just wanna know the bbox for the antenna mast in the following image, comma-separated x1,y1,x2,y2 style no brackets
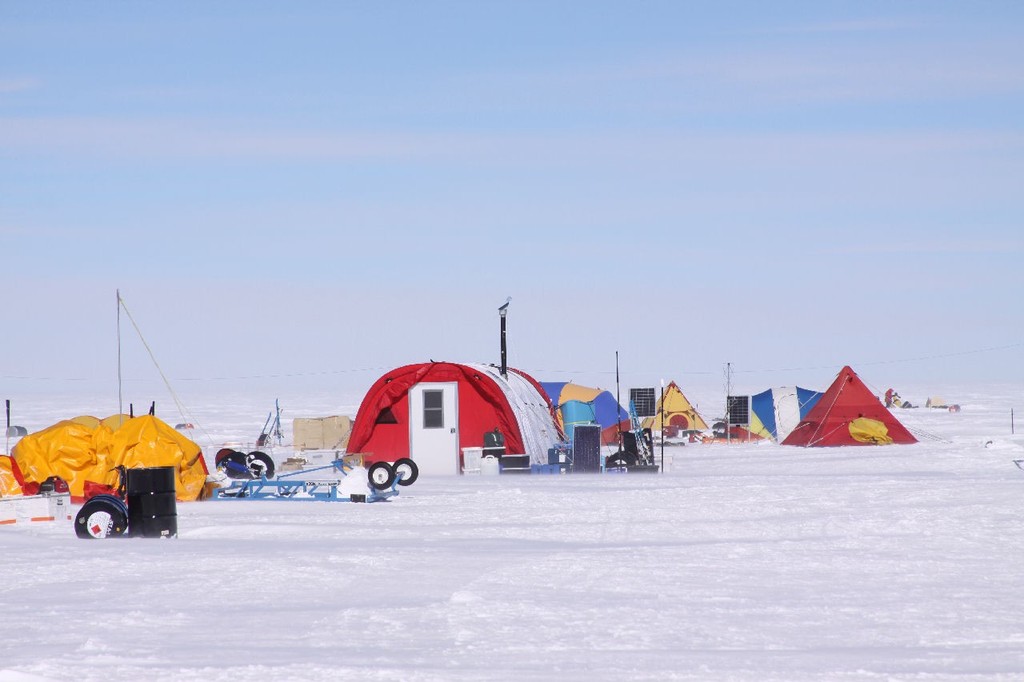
615,351,622,444
725,362,732,445
117,289,124,418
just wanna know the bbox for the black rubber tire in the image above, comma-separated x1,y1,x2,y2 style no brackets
215,448,237,467
75,495,129,539
605,454,626,469
368,461,396,490
393,458,419,486
246,451,275,479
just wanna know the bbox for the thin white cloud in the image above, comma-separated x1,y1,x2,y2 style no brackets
815,240,1024,256
700,52,1024,102
2,116,1022,164
0,77,40,94
0,221,97,239
734,17,923,36
0,117,450,160
460,38,1024,110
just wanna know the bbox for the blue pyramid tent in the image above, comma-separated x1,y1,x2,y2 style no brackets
750,386,823,442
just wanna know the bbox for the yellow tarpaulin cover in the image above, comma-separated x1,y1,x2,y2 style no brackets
554,383,604,404
848,417,894,445
642,381,709,432
13,420,103,499
101,414,132,430
0,455,23,497
70,415,101,428
12,415,207,501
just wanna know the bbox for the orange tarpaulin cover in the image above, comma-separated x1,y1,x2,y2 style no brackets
12,415,207,502
0,455,23,497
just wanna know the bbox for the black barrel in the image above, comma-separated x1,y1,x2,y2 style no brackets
126,466,177,538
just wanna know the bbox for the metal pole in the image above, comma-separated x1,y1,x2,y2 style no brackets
615,351,622,447
117,289,123,418
500,314,507,377
660,380,665,473
1013,408,1015,435
498,298,510,378
725,362,731,444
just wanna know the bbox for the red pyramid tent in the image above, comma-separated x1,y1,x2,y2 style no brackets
781,366,917,447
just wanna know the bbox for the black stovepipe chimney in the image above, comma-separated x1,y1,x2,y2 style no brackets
498,297,511,378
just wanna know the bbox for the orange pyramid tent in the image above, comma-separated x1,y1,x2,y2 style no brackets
781,366,916,447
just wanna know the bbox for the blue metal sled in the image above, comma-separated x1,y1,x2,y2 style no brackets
212,457,402,503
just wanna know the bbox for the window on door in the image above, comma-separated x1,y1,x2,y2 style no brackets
423,390,444,428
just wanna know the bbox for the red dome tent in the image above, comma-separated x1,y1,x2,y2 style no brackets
347,362,562,476
782,365,917,447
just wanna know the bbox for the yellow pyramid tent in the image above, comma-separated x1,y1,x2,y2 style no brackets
642,381,708,434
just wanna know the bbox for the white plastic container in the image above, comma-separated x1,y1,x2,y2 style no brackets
479,455,500,476
461,447,483,474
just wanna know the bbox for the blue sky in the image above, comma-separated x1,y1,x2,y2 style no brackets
2,1,1023,404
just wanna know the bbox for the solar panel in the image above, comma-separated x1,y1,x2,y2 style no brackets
630,387,656,418
572,424,601,473
727,395,750,426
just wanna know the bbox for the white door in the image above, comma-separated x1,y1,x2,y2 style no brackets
409,382,460,476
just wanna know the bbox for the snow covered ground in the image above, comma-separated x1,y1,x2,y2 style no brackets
2,385,1024,681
